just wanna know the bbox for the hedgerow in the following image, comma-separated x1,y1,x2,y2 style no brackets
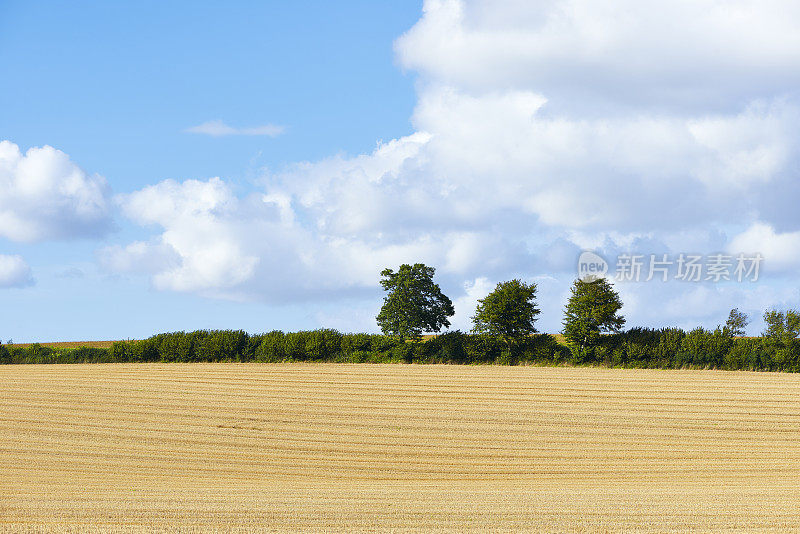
1,328,798,371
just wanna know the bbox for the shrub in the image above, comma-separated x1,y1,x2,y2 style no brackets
304,329,342,361
243,334,267,361
496,350,517,365
155,331,199,362
518,334,567,363
9,324,800,371
678,327,731,368
284,331,310,361
254,331,286,362
129,338,160,362
369,335,397,353
110,341,131,362
435,331,469,363
464,334,503,363
71,347,108,363
391,343,415,363
27,343,54,364
341,333,372,354
195,330,248,361
726,337,766,371
655,328,686,367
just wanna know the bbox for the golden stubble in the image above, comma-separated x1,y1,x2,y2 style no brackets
1,363,799,532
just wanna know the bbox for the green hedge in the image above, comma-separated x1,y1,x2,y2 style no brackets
1,328,798,371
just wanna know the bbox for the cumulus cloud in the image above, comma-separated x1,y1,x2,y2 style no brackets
0,255,33,288
728,223,800,272
0,140,112,242
395,0,800,112
184,120,284,137
109,0,800,332
450,277,495,330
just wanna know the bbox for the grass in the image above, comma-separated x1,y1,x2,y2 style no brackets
1,363,799,531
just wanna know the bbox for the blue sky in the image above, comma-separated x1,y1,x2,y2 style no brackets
0,1,420,341
2,0,800,341
0,1,419,187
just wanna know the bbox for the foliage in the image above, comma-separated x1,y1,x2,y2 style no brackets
472,279,540,351
562,277,625,352
677,327,732,368
253,331,286,362
3,317,800,372
762,309,800,345
724,308,750,338
376,263,455,341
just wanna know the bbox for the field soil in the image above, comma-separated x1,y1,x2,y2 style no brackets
1,363,799,532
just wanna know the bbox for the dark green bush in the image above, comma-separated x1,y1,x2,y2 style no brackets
129,338,160,362
195,330,248,362
304,329,342,361
435,331,469,363
464,334,503,363
254,331,286,362
391,342,415,363
284,331,310,361
677,327,731,368
70,347,108,363
154,331,202,362
519,334,568,363
655,328,685,367
341,333,372,354
369,334,397,352
110,341,131,362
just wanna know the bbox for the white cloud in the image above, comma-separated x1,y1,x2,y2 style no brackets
450,277,495,331
728,222,800,272
396,0,800,111
99,241,182,275
111,178,261,293
0,255,33,288
0,141,111,242
109,0,800,333
184,120,284,137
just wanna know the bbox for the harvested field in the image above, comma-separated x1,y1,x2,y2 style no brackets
1,363,799,532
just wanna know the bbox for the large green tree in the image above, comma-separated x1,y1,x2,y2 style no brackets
376,263,455,341
471,279,540,351
562,277,625,351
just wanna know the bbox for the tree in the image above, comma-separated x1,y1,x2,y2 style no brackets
724,308,749,338
376,263,455,341
762,309,800,345
471,279,540,351
562,276,625,351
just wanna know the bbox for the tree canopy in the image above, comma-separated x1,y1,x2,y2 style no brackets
472,279,540,350
376,263,455,341
762,309,800,345
724,308,750,338
562,277,625,350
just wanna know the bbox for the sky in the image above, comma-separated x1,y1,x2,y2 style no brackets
2,0,800,342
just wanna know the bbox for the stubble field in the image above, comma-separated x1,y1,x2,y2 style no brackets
1,363,800,532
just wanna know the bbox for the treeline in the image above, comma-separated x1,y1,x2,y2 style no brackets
582,327,800,372
2,327,800,371
0,330,567,366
